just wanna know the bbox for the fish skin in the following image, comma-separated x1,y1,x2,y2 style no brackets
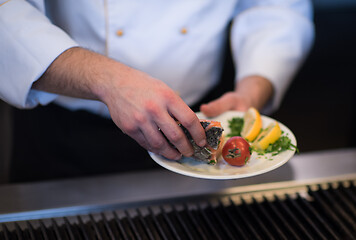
179,121,224,164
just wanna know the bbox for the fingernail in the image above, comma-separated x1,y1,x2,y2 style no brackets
198,139,206,147
173,154,182,160
184,150,194,157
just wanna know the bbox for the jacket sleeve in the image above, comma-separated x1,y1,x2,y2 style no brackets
231,0,315,113
0,0,78,109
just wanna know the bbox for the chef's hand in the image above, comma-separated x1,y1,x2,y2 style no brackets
32,47,206,160
200,76,273,117
103,66,207,160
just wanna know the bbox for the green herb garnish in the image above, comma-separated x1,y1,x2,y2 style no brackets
251,136,298,156
227,117,244,137
227,116,298,157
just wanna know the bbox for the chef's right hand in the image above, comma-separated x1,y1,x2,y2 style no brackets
101,64,207,160
32,47,206,160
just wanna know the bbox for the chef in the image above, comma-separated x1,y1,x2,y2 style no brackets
0,0,314,182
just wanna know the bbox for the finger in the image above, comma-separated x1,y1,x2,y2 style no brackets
155,113,194,157
113,117,149,150
128,129,150,150
139,121,182,160
168,100,206,147
124,122,181,160
200,93,235,117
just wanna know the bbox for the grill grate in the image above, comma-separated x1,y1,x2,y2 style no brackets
1,180,356,240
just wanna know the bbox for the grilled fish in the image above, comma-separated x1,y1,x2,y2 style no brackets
179,120,224,164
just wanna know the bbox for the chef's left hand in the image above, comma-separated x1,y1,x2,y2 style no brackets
200,76,273,117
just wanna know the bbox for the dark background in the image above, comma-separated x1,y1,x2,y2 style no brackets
271,2,356,152
217,1,356,153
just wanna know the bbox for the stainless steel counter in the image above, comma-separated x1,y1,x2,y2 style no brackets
0,148,355,222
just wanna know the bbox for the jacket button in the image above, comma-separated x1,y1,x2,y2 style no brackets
116,29,124,37
180,27,188,35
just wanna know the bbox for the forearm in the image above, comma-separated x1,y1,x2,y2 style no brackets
32,47,115,102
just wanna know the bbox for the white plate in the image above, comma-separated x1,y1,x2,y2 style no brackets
149,111,297,180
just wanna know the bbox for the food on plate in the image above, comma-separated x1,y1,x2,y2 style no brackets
227,117,244,137
262,135,298,156
222,136,251,166
224,107,297,161
241,107,262,142
252,121,281,150
179,120,224,165
150,110,297,179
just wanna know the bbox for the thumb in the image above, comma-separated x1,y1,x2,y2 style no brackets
200,93,235,117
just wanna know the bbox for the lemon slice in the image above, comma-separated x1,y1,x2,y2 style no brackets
253,121,281,150
241,107,262,142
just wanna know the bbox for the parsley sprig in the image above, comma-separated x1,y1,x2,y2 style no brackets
227,117,244,137
252,136,299,156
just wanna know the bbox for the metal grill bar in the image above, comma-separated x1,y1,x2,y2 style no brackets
50,219,61,240
263,196,301,239
113,211,127,240
89,215,102,240
1,224,10,240
183,204,207,240
285,194,327,239
229,198,262,240
218,200,248,240
332,185,356,217
100,213,115,240
242,197,275,239
199,204,222,240
76,216,89,240
135,210,150,239
160,206,180,240
148,207,167,240
342,183,356,204
14,223,22,240
54,220,68,240
252,198,288,240
26,221,36,240
124,210,142,240
208,202,234,240
63,217,75,240
322,187,356,232
171,206,193,240
295,193,339,240
308,186,356,239
1,180,356,240
136,209,154,240
276,194,315,240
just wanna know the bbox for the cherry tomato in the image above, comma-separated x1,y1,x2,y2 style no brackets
222,136,251,166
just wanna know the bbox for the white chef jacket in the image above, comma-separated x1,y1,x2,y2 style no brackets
0,0,314,117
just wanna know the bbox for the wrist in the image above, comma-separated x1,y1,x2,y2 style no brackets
235,75,274,110
94,59,143,107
